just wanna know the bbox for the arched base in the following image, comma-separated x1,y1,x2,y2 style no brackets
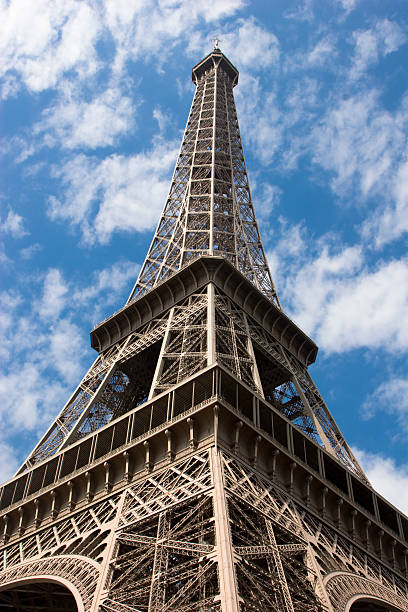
324,571,408,612
0,555,99,611
350,597,406,611
0,579,78,611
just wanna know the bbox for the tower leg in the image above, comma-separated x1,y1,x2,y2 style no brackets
148,511,169,611
211,447,240,612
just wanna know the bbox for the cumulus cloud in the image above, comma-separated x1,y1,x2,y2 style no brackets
104,0,245,73
284,0,314,22
0,0,101,96
255,184,282,222
354,448,408,515
217,17,280,69
0,209,28,238
0,438,20,482
48,138,178,244
237,72,320,168
269,228,408,353
20,243,42,260
0,362,68,431
335,0,358,14
362,161,408,247
36,85,136,150
38,268,68,320
0,287,74,434
307,37,336,66
0,291,22,362
315,258,408,352
72,260,140,323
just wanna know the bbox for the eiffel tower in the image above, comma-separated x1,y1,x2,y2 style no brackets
0,45,407,612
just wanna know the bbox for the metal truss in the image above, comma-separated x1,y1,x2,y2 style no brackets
100,449,324,611
19,279,366,484
18,291,208,471
127,49,280,307
1,448,407,610
17,46,366,486
7,46,408,612
214,289,367,481
150,291,208,395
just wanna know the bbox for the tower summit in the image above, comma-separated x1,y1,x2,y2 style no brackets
0,49,406,612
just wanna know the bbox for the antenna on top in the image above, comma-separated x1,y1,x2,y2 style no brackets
213,37,221,50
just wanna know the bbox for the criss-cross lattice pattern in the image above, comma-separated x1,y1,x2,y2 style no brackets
1,449,407,610
102,450,324,611
17,48,364,483
20,291,209,469
215,289,366,480
3,46,407,612
127,49,280,307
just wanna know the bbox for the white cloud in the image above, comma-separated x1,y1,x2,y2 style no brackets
255,184,282,222
307,37,336,66
284,0,314,22
354,448,408,515
0,287,74,434
311,89,407,198
49,318,86,383
38,268,68,320
274,239,362,341
349,30,379,81
238,84,284,165
0,209,28,238
36,85,136,150
335,0,358,13
0,291,22,362
237,72,320,168
283,35,338,73
152,107,175,136
72,260,140,324
0,0,245,98
101,0,245,74
0,439,20,482
0,0,101,96
48,138,178,244
362,377,408,435
234,29,408,254
20,243,42,260
363,161,408,247
315,258,408,352
0,362,68,431
349,20,406,81
270,229,408,353
219,17,280,69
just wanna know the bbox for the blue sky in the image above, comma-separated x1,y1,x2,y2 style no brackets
1,0,408,513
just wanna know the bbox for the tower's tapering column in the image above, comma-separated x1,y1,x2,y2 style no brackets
127,47,280,307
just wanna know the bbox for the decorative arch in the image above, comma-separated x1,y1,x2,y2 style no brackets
324,571,408,612
348,594,407,611
0,554,100,611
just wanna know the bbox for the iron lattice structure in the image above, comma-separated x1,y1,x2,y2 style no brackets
0,47,407,612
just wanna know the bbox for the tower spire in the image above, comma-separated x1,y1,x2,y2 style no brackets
127,47,281,308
